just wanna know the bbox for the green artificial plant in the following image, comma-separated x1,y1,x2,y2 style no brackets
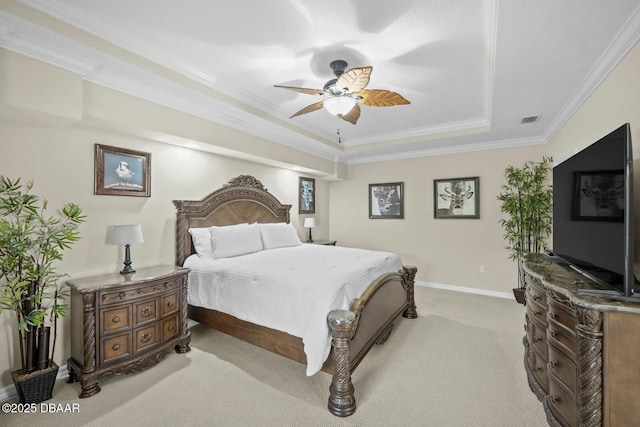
0,176,85,374
497,157,553,290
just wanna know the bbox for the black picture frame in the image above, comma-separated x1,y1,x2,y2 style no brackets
369,182,404,219
299,177,315,214
572,170,624,222
434,177,479,219
94,144,151,197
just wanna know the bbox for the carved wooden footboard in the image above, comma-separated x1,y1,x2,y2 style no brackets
174,175,418,417
327,265,417,416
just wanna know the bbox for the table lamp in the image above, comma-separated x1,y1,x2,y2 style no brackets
111,224,144,274
303,217,316,243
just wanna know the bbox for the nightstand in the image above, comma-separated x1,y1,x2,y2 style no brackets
307,240,337,246
66,265,191,398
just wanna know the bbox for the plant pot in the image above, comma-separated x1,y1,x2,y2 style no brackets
11,360,59,404
513,288,526,305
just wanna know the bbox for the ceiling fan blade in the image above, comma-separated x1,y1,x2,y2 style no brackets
340,104,361,125
290,100,325,118
274,85,326,96
358,89,410,106
336,66,373,93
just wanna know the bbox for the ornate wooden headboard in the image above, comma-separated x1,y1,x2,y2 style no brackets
172,175,292,266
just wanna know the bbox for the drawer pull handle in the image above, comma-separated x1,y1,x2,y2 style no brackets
549,330,556,337
112,344,120,351
549,360,557,369
534,336,542,343
167,301,174,307
141,332,153,343
549,395,558,405
534,310,541,316
141,306,152,317
168,324,175,331
119,291,126,299
535,366,543,372
533,295,539,301
549,312,557,319
112,316,120,324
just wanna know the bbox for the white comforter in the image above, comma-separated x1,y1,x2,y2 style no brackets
184,244,403,375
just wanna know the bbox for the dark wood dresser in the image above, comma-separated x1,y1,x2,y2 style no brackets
523,256,640,426
66,265,191,398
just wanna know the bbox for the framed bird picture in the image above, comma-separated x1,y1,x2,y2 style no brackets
94,144,151,197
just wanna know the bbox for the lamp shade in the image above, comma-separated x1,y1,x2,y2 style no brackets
303,217,316,228
323,96,356,116
111,224,144,245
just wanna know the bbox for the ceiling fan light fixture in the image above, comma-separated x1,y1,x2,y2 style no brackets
323,96,356,116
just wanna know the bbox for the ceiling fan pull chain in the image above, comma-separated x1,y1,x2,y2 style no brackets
336,118,342,144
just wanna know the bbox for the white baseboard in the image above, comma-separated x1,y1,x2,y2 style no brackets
416,280,514,300
0,365,69,403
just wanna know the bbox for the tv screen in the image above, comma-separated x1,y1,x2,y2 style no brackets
552,123,636,297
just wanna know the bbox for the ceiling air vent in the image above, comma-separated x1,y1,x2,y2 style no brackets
521,116,539,124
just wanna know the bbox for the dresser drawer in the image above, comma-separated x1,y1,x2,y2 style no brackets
548,344,576,397
101,305,131,335
526,283,546,306
161,292,179,316
548,318,576,358
134,298,159,326
548,377,576,427
162,313,180,341
101,332,132,365
527,298,547,326
529,317,548,360
529,345,548,393
526,275,546,300
134,324,159,353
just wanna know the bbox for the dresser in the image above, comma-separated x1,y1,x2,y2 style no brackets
66,265,191,398
523,256,640,426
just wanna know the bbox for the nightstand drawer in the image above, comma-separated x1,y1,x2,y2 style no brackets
548,377,576,426
134,324,159,353
134,298,158,326
101,305,131,335
161,292,178,316
101,333,132,365
99,277,179,305
162,314,179,340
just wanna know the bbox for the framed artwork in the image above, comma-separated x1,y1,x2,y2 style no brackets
94,144,151,197
434,177,479,219
369,182,404,219
572,170,624,221
299,176,315,214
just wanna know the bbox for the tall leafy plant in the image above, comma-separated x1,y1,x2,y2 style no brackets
498,157,553,289
0,176,85,374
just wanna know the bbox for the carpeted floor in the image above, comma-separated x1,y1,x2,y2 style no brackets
1,286,547,426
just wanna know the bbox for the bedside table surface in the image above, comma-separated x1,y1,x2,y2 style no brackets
66,265,189,293
307,240,337,245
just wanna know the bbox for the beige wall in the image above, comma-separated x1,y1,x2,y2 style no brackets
0,125,330,388
329,145,549,291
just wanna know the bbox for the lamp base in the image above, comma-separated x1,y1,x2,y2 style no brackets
307,228,313,243
120,244,136,275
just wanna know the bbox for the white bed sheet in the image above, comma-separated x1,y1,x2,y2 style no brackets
184,244,403,375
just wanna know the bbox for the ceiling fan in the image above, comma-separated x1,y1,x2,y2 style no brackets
274,60,410,125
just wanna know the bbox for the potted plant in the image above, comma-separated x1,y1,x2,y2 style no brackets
497,157,553,304
0,176,85,403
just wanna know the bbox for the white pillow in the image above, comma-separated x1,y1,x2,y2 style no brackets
188,228,215,258
259,222,301,250
210,223,263,259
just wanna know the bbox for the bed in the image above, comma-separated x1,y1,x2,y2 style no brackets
173,175,417,416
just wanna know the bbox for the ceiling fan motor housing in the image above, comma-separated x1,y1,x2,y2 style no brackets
329,60,348,77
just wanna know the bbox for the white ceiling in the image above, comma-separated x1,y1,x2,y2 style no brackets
2,0,640,165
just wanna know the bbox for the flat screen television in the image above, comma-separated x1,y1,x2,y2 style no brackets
551,123,639,300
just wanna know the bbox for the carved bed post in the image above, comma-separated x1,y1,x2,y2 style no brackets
401,265,418,319
327,310,357,417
